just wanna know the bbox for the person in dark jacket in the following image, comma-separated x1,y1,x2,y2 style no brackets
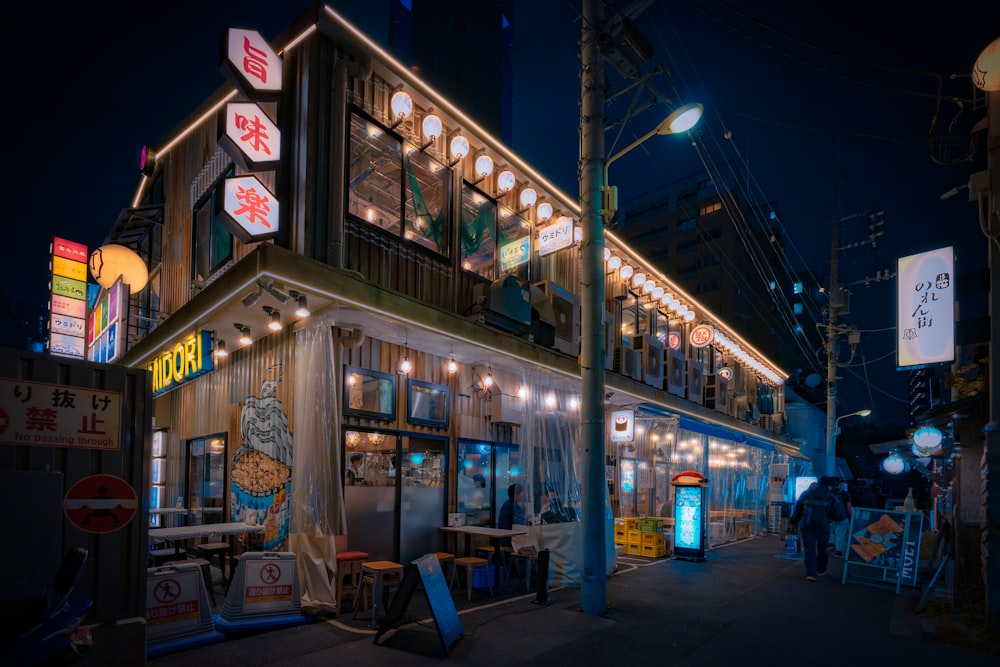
497,483,526,547
788,476,846,581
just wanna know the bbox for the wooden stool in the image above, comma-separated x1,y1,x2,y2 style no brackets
191,541,233,585
335,550,369,615
451,556,491,601
353,561,403,628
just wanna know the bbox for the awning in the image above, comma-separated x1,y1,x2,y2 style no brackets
775,442,810,460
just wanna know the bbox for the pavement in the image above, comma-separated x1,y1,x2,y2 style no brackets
144,536,999,667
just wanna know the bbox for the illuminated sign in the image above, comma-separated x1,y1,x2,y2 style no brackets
689,324,714,348
717,367,733,381
146,331,215,397
668,332,681,350
674,486,703,551
221,28,282,97
48,236,87,359
896,246,955,369
499,238,530,272
0,378,121,450
220,102,281,170
88,281,125,364
537,216,574,256
610,409,634,443
222,176,281,243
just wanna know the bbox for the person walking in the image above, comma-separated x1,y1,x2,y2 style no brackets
788,476,846,581
831,479,853,557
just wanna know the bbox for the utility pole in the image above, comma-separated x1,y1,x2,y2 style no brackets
824,220,840,478
579,0,607,615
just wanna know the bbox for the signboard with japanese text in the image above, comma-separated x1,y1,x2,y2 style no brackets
689,324,714,348
219,102,281,170
243,559,295,613
842,506,922,593
536,216,574,256
499,237,529,273
221,175,280,242
896,246,954,369
221,28,282,98
48,236,88,359
0,378,121,450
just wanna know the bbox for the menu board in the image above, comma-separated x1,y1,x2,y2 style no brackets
842,507,923,593
375,553,463,656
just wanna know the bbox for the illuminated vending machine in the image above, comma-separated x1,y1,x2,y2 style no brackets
671,471,709,561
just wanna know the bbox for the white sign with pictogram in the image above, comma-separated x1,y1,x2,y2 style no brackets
244,558,295,613
145,566,203,641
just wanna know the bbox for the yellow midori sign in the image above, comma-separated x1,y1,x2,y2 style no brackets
147,331,215,397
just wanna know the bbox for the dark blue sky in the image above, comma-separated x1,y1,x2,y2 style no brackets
8,1,998,424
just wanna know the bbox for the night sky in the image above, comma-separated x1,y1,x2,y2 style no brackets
7,1,999,425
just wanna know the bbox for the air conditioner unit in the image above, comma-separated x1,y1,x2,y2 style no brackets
759,414,772,431
486,392,524,425
666,347,686,397
533,281,580,355
614,347,642,381
703,373,716,409
634,335,663,388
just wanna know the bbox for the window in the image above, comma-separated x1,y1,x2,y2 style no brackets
460,183,496,279
344,365,398,421
347,112,403,236
677,217,697,231
497,205,530,281
699,202,722,216
403,150,450,255
192,168,234,283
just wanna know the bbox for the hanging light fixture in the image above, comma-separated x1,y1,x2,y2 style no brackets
390,90,413,126
288,290,310,317
449,133,469,165
882,451,906,475
263,306,282,331
474,153,494,180
518,186,537,212
399,332,412,374
536,202,553,221
445,352,459,374
235,323,252,346
912,425,943,456
420,114,442,149
496,170,516,194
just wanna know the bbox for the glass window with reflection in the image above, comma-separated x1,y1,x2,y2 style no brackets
192,168,234,284
460,184,496,279
497,205,530,281
403,151,450,255
347,113,402,235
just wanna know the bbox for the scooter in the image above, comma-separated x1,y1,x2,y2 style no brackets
0,547,93,665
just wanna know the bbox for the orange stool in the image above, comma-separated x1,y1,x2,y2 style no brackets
353,561,404,628
451,556,492,601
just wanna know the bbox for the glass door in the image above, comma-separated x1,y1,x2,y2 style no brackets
399,435,448,563
185,434,227,526
457,440,492,527
342,429,398,561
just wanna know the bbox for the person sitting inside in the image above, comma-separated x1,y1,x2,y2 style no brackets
498,483,526,546
540,488,577,524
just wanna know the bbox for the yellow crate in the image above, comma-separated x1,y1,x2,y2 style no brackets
627,530,643,545
627,543,642,555
619,517,638,531
614,528,627,540
641,544,668,558
641,532,665,547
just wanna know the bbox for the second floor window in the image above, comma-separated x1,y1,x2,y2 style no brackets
460,184,496,279
192,168,234,284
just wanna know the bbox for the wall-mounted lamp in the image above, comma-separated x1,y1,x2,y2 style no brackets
399,354,412,374
263,306,282,331
517,186,537,214
260,278,289,303
235,323,252,346
536,202,553,221
288,290,310,317
390,90,413,127
473,153,494,183
449,134,469,166
607,255,622,271
496,170,516,196
215,339,228,358
620,265,634,280
420,114,442,150
445,353,459,374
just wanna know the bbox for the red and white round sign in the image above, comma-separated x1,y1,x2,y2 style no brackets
64,474,138,534
689,325,715,348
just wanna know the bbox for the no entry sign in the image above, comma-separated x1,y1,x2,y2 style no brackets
64,474,138,533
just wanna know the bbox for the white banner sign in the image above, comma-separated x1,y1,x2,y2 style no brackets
896,246,954,368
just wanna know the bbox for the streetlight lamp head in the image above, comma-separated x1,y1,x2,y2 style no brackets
660,103,703,135
858,409,872,418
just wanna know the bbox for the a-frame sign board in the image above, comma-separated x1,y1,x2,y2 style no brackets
374,553,463,656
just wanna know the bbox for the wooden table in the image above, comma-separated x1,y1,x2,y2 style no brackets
148,521,265,558
440,525,527,593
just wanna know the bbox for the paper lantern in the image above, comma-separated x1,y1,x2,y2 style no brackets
89,244,148,294
882,452,905,475
972,36,1000,92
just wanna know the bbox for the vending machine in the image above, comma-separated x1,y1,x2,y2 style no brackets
671,471,709,561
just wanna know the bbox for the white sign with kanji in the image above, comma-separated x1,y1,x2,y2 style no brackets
220,102,281,170
896,246,955,368
222,28,282,97
222,176,280,243
0,378,121,450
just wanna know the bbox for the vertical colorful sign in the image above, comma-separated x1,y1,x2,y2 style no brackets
49,236,88,359
88,279,125,363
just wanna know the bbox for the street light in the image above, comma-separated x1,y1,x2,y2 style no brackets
835,408,872,435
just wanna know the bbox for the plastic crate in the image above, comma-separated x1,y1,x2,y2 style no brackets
620,517,638,531
627,530,643,545
472,564,503,589
641,532,665,547
627,543,642,555
637,517,665,532
641,544,668,558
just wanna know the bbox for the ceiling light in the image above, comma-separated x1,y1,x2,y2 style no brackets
241,284,263,307
235,323,252,346
215,339,228,358
399,354,412,374
263,306,282,331
260,279,289,303
446,354,458,374
289,290,310,317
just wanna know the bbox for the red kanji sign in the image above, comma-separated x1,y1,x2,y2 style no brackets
64,474,137,534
